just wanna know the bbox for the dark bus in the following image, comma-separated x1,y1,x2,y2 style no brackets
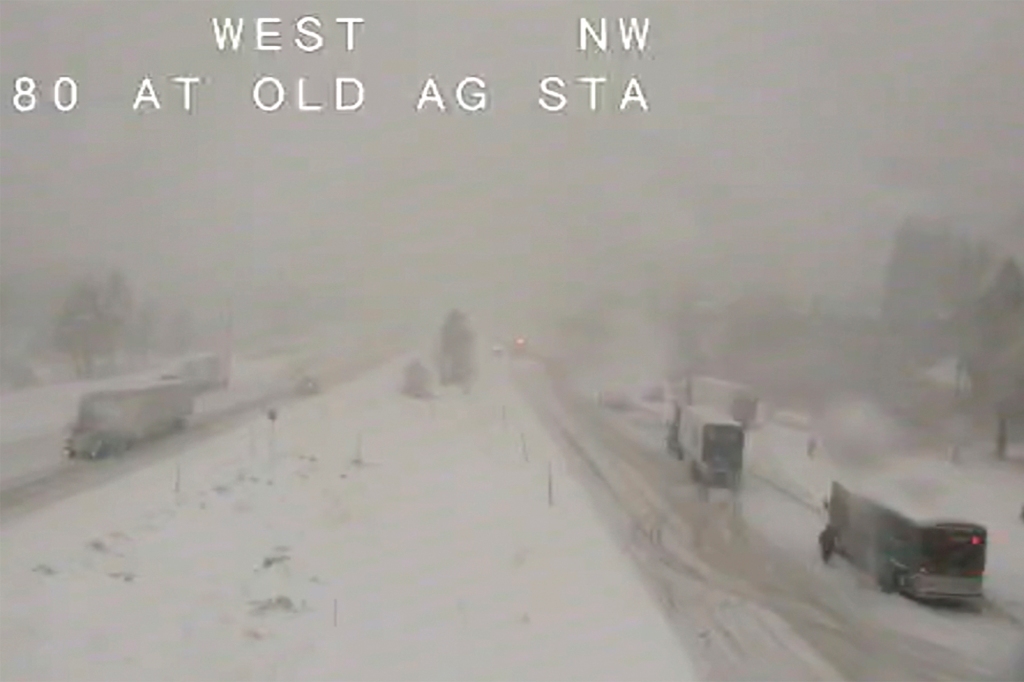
819,482,987,600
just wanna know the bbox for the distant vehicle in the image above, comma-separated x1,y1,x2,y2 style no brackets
174,353,229,393
492,344,505,356
819,481,987,601
509,336,528,357
65,382,194,459
668,404,744,490
295,375,321,396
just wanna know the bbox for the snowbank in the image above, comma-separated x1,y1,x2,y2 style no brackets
1,354,696,681
746,425,832,512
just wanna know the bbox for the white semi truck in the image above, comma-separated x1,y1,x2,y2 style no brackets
667,403,745,490
174,353,230,393
64,381,195,459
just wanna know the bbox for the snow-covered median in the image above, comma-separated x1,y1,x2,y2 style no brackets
1,354,695,681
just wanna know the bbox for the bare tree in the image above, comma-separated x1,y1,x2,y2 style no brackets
101,270,134,359
53,278,106,378
127,299,160,358
51,270,143,377
167,308,195,354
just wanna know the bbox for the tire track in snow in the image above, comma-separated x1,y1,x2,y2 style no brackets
515,363,840,682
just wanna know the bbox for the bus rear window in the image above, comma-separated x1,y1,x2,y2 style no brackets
920,527,987,574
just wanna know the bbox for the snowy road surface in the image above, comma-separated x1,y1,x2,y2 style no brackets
0,353,696,681
0,323,409,487
0,321,379,484
1,360,186,446
553,361,1024,681
0,355,295,487
519,363,850,681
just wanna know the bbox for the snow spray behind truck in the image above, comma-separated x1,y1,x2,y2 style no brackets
65,380,194,459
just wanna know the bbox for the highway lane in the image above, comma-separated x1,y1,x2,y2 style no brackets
0,431,67,491
0,353,305,491
0,390,290,523
0,343,406,524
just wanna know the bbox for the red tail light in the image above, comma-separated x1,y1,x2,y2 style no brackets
971,536,982,545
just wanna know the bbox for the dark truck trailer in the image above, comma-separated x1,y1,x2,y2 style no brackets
819,481,987,601
65,381,195,459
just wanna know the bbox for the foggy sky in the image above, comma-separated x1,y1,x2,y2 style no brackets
2,0,1022,333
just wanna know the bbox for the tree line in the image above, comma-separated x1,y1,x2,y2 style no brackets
53,270,196,379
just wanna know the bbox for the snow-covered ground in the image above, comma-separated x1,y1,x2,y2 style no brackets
0,353,696,681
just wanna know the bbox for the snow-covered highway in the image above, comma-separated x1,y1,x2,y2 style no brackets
0,333,407,521
540,355,1024,681
1,349,696,681
3,336,1022,681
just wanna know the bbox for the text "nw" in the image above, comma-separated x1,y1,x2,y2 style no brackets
579,18,650,53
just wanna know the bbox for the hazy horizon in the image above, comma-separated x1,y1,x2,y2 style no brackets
3,0,1023,338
